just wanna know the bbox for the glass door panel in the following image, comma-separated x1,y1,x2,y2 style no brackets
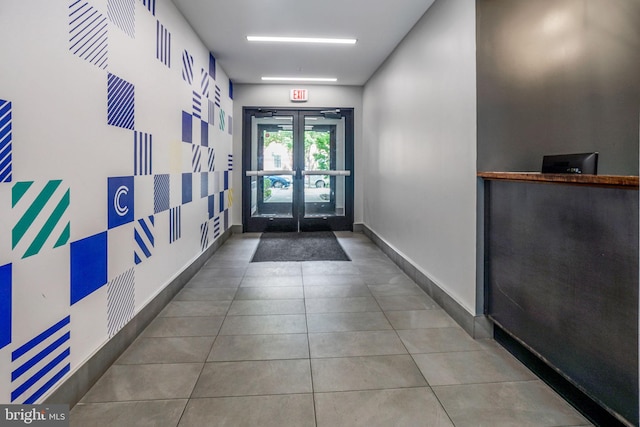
302,115,348,219
247,115,296,230
243,108,353,232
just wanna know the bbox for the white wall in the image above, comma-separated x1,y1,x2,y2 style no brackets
0,0,233,403
362,0,478,313
231,84,363,227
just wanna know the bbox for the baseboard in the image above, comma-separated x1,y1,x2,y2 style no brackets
494,325,632,427
44,228,234,408
361,224,491,339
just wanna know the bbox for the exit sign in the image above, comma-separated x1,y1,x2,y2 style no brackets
290,89,308,102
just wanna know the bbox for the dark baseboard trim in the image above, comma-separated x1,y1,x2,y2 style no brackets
360,224,491,339
44,228,234,408
494,325,633,427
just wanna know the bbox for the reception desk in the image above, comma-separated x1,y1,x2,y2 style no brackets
479,172,639,426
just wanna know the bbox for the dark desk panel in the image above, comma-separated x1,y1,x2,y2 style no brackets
483,176,638,426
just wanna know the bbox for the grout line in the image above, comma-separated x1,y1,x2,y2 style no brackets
302,273,320,427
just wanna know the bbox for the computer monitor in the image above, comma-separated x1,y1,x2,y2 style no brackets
541,152,598,174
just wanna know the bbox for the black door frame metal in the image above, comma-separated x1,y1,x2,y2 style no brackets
242,107,354,233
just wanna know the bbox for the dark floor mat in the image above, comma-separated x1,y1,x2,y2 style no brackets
251,231,350,262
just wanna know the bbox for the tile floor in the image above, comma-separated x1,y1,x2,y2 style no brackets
70,232,592,427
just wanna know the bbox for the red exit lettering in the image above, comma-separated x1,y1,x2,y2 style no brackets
290,89,308,102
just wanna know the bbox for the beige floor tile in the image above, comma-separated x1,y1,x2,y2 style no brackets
219,314,307,335
397,327,481,353
315,388,453,427
413,350,537,385
308,330,406,358
71,400,187,427
208,333,309,361
433,381,590,427
306,312,393,333
80,364,203,402
227,299,305,315
191,359,312,397
179,394,315,427
311,355,427,392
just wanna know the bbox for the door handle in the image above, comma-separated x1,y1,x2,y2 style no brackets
245,170,295,177
302,170,351,176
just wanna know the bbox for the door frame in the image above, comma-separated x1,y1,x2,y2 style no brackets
242,107,354,233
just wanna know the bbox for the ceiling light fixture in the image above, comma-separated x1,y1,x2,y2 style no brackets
247,36,356,45
262,77,337,82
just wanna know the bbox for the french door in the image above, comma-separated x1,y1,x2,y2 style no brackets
242,108,354,232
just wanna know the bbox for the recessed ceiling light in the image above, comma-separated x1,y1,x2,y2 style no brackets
247,36,356,45
261,77,338,82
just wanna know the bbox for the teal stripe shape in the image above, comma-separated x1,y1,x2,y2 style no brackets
12,182,33,207
12,180,62,249
23,189,70,258
54,222,71,248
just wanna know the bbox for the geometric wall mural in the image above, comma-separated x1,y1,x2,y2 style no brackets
107,176,135,230
192,145,202,173
200,221,208,252
1,1,233,404
134,131,153,175
107,268,135,337
70,232,108,305
219,191,225,215
107,0,135,38
156,20,171,67
107,73,135,130
208,148,215,172
201,119,209,147
200,68,210,98
134,215,154,265
192,91,202,120
208,53,216,80
218,109,226,132
153,174,170,214
208,99,215,126
169,206,181,244
12,181,71,259
182,173,192,205
208,194,215,220
213,216,220,238
68,1,109,69
200,172,208,198
182,111,192,143
214,84,221,107
141,0,156,16
10,316,71,404
0,99,12,183
0,264,11,350
181,49,194,85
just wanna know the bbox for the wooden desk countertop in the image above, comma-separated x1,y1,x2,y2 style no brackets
478,172,639,188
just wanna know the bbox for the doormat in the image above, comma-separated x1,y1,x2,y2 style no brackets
251,231,351,262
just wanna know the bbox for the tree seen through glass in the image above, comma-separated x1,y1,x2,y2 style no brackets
264,129,330,174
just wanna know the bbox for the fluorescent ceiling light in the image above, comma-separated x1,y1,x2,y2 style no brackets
247,36,356,45
262,77,337,82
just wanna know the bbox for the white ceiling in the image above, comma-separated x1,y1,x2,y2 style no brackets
171,0,436,86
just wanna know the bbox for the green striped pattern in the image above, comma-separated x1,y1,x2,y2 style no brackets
12,181,70,259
